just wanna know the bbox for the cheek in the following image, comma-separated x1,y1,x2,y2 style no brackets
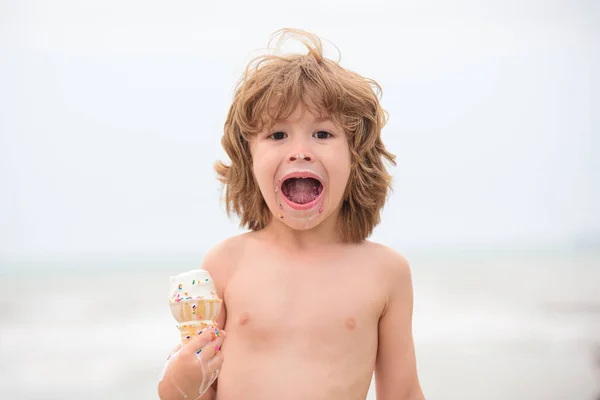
251,153,278,196
324,147,351,197
330,168,351,199
252,160,270,191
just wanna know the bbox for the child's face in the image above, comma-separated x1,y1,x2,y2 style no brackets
249,104,351,232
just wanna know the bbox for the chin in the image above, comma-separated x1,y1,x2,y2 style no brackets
279,214,324,231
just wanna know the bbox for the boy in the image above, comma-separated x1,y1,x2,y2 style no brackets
158,28,425,400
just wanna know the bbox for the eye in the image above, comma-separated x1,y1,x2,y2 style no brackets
313,130,332,139
269,131,287,140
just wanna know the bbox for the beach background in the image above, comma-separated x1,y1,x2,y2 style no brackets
1,0,598,399
1,251,599,400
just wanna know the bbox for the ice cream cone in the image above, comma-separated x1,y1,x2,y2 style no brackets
170,298,222,344
168,269,222,345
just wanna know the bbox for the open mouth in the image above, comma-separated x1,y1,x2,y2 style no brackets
280,177,324,207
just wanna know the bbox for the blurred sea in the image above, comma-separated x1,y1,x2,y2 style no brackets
0,250,599,400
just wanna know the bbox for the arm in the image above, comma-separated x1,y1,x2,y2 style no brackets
198,242,231,400
158,329,225,400
163,301,226,400
375,252,425,400
197,302,227,400
158,241,233,400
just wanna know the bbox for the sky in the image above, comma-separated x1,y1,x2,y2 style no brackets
0,0,598,257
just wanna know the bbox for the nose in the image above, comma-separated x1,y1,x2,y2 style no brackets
288,152,313,163
286,132,315,164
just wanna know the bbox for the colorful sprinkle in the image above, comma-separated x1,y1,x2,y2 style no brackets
192,280,195,285
196,348,202,354
178,284,182,290
205,278,209,282
186,335,190,339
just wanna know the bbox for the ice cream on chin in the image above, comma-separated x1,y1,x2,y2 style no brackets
169,269,222,344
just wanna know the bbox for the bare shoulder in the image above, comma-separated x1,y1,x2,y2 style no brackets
361,241,413,311
202,234,248,267
361,240,411,278
201,233,254,289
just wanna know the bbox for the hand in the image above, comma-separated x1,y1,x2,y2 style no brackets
158,327,226,400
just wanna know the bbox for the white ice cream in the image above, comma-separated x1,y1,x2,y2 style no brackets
169,269,219,303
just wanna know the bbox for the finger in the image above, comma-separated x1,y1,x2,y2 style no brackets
196,333,225,364
167,344,182,360
206,349,224,372
195,339,224,398
184,327,221,355
202,352,224,394
195,331,225,359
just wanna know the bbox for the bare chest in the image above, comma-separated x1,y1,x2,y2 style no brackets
223,254,386,348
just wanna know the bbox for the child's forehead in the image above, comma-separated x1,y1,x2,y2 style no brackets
274,109,332,125
266,98,335,125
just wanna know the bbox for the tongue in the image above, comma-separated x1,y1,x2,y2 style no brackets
286,179,317,204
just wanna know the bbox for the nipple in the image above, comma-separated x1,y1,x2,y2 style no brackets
239,311,250,326
345,317,357,330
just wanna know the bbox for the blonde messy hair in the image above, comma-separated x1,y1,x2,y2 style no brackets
215,28,396,242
